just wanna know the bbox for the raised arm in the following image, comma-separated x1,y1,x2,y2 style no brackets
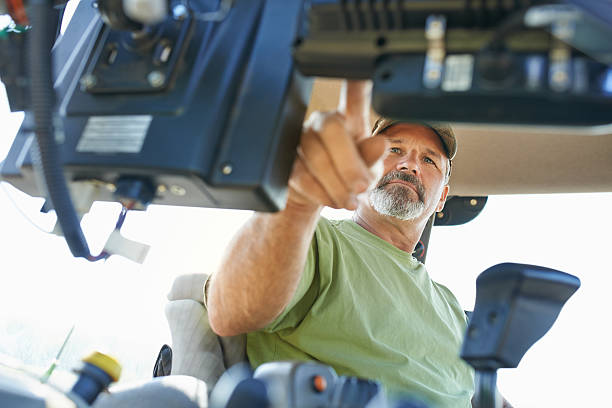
207,81,387,336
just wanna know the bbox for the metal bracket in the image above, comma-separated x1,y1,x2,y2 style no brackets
549,18,576,92
423,15,446,89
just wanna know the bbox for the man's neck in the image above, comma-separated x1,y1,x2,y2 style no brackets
352,203,428,254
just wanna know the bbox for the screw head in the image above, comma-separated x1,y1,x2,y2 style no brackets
437,212,444,219
80,74,97,91
470,199,478,206
468,326,478,339
170,185,186,196
172,4,188,20
147,70,165,88
488,311,498,324
221,164,233,175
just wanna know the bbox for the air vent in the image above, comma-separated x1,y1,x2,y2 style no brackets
308,0,535,32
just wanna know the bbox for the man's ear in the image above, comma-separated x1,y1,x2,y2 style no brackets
435,184,450,212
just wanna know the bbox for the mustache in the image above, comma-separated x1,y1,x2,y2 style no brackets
376,171,425,201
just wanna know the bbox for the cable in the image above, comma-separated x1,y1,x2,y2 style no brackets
0,181,53,233
28,0,91,258
6,0,29,26
1,181,136,261
85,201,135,262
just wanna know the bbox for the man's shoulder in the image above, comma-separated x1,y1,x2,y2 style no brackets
315,217,353,235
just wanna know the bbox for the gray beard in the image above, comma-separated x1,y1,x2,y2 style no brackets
368,183,425,221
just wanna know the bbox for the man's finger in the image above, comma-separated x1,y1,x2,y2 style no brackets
306,111,372,194
338,80,372,141
300,129,354,209
289,157,346,209
358,134,388,168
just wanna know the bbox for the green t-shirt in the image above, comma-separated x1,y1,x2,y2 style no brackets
247,218,474,407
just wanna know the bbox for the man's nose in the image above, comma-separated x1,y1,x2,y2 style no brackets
395,152,419,175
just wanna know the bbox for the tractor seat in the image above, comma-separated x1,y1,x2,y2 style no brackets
164,273,247,390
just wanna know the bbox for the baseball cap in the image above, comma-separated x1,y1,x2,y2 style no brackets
371,118,457,161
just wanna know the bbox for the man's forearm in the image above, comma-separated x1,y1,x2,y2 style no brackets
207,202,322,337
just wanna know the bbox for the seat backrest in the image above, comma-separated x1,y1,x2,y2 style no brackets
165,273,247,387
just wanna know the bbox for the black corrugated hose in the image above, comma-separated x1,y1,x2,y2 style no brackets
28,0,91,258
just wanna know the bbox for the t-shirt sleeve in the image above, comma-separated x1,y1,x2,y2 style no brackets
261,221,324,333
434,282,470,328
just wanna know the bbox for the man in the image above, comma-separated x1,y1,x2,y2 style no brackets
206,81,473,407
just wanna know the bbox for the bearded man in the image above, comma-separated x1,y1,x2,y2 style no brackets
205,81,476,407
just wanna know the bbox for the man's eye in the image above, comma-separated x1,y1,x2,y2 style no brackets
390,147,401,154
423,156,435,165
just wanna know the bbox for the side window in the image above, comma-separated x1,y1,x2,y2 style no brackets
427,194,612,408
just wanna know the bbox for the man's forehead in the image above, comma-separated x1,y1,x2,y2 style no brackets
382,124,446,154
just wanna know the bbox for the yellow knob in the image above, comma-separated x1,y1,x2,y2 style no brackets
82,351,122,382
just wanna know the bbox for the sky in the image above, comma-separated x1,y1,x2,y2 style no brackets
1,3,612,406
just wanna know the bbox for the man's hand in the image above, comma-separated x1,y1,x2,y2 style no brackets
208,80,387,337
287,80,388,212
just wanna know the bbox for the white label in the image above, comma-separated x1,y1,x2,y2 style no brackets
77,115,152,153
442,55,474,92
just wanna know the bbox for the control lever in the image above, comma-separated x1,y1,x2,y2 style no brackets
209,361,386,408
208,363,268,408
461,263,580,408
